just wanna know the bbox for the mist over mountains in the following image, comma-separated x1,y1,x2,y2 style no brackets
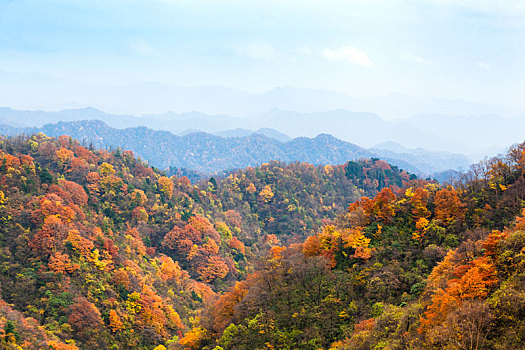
1,84,519,177
2,72,513,119
0,102,517,158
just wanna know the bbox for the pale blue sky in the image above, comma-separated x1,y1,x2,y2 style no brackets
1,0,524,111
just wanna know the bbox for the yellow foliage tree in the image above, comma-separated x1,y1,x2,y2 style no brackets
158,176,174,199
258,185,274,202
98,162,116,176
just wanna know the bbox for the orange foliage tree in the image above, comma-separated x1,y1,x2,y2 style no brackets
158,176,174,199
197,256,229,282
434,187,466,225
419,233,501,334
108,310,124,333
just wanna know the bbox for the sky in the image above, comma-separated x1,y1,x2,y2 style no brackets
1,0,525,112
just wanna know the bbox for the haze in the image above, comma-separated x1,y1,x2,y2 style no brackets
1,0,525,155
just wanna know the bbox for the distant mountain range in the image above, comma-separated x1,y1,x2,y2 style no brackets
0,106,520,157
0,72,513,119
0,119,471,176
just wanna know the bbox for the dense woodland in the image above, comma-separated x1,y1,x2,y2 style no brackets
192,143,525,349
0,133,524,349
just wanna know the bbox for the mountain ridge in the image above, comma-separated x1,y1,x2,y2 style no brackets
0,119,471,176
1,106,520,156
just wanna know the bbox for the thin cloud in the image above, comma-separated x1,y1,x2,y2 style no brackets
421,0,525,15
400,52,432,65
297,47,313,56
322,47,374,67
476,62,491,71
130,39,158,57
237,43,281,61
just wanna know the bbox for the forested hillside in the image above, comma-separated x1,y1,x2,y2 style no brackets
212,158,413,243
0,134,238,349
0,133,406,349
1,132,524,349
188,142,525,349
2,0,524,349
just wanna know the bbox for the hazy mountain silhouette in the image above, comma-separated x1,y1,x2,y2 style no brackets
0,120,470,175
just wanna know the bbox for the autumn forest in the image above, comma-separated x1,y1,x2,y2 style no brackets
3,0,525,348
0,132,522,349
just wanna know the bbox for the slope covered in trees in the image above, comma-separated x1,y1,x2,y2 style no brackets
189,142,525,350
1,132,524,349
212,158,413,243
0,133,407,349
0,134,237,349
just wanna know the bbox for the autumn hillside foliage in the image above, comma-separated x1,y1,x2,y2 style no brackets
213,158,412,242
192,142,525,350
0,134,255,349
2,132,525,349
0,133,415,349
